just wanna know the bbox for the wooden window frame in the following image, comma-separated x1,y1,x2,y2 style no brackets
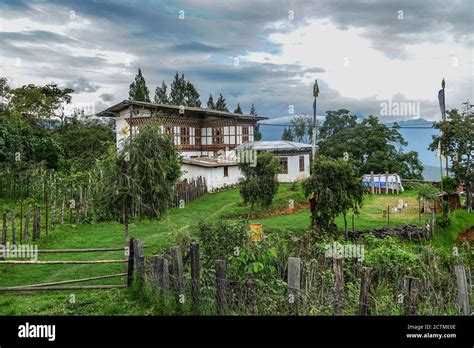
242,126,249,143
195,128,202,146
180,127,190,145
299,155,305,172
212,127,224,145
280,157,288,174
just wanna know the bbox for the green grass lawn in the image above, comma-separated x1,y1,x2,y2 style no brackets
0,184,472,315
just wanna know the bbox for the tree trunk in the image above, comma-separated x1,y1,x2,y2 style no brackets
343,213,348,239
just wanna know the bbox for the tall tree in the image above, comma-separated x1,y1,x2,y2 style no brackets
319,115,424,179
319,109,357,140
281,127,294,141
429,101,474,211
154,81,169,104
184,81,201,107
290,115,312,143
238,151,281,219
249,103,262,140
215,93,229,112
129,68,150,102
207,94,215,109
169,72,186,105
303,156,364,234
95,123,181,243
234,103,243,114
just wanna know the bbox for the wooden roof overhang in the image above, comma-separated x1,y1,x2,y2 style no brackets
96,100,267,127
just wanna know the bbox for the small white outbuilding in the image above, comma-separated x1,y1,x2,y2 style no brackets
233,140,312,182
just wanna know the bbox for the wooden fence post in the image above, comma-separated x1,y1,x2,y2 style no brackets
385,171,389,194
378,174,381,194
2,209,7,245
370,171,375,194
133,239,145,286
10,209,16,246
358,267,372,315
333,257,344,315
24,205,31,243
152,255,170,295
287,257,301,315
190,242,200,313
247,272,257,315
387,205,390,228
171,246,184,304
59,199,64,225
395,174,399,194
403,276,420,315
33,205,41,241
19,201,23,243
51,201,56,229
126,238,135,286
215,259,227,314
454,265,470,315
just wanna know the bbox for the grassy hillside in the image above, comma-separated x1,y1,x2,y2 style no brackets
0,184,472,315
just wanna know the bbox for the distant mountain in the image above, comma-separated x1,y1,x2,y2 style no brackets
260,118,441,179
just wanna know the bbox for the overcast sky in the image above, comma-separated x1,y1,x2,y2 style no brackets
0,0,472,122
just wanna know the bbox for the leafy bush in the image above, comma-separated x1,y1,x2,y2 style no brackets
196,220,248,265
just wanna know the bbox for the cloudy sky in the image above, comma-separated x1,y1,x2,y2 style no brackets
0,0,472,123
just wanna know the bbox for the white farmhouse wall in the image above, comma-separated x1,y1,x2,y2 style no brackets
181,164,242,192
277,154,310,182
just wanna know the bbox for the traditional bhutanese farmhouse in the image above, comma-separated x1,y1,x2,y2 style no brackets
234,141,312,182
97,100,267,191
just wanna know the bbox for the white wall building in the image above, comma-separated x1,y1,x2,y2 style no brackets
234,141,312,182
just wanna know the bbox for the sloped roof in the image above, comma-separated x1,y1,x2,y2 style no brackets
96,100,267,121
234,140,312,152
182,157,238,168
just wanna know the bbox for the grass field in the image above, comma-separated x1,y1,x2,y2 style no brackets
0,184,472,315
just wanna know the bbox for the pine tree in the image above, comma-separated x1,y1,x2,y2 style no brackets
184,81,201,107
154,81,169,104
254,123,262,141
249,103,262,140
170,72,186,105
282,127,294,141
207,94,215,109
234,103,243,114
249,103,257,117
129,68,151,102
215,93,229,112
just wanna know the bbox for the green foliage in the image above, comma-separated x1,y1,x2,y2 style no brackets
429,102,474,210
363,235,421,281
196,219,248,264
290,115,312,143
415,183,439,201
441,176,457,193
129,68,151,102
303,156,364,232
154,81,169,104
228,241,281,285
95,123,181,221
319,114,424,179
238,151,280,216
281,127,294,141
436,200,451,227
233,103,243,114
215,93,229,112
207,94,215,109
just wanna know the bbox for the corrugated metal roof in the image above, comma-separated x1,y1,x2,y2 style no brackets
234,140,312,152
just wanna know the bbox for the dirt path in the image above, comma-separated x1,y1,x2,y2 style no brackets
455,226,474,244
